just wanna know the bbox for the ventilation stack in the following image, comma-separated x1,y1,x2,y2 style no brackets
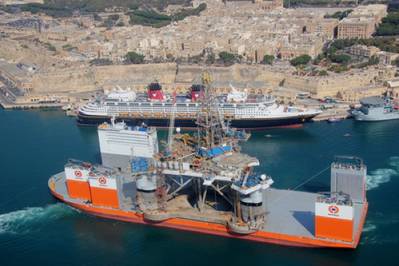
330,156,367,204
88,167,120,209
64,160,92,201
315,194,354,242
315,156,367,242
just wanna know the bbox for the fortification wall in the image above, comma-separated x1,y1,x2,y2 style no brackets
31,67,96,93
28,63,395,98
94,63,177,91
284,67,396,98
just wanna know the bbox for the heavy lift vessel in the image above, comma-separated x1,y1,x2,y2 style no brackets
49,72,368,248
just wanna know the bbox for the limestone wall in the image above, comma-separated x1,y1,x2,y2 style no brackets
94,63,177,91
176,64,285,87
284,67,396,98
28,63,396,99
31,67,96,93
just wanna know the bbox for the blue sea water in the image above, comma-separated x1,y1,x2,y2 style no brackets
0,109,398,266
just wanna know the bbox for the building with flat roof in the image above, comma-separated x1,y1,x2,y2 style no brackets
348,45,380,57
337,4,387,39
337,17,375,39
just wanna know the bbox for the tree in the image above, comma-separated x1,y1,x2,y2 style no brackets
261,54,274,65
324,9,352,20
218,51,237,65
90,58,113,66
290,54,311,66
376,12,399,36
125,51,145,64
319,70,328,76
329,54,351,64
368,55,379,65
313,54,325,65
206,52,215,65
328,64,349,73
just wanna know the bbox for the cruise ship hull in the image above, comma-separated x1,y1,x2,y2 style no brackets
49,177,367,248
77,113,317,129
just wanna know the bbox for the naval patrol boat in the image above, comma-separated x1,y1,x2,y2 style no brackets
352,96,399,121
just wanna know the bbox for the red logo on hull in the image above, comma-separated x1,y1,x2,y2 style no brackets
99,177,107,185
328,205,339,214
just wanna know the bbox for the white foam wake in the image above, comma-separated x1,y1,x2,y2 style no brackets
366,168,397,191
362,221,377,233
0,204,76,234
366,156,399,191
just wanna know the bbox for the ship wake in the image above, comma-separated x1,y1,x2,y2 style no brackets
0,204,76,234
366,156,399,191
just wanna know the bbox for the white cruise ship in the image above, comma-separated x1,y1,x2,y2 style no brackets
78,83,321,129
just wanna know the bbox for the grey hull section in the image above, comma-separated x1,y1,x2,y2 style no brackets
101,153,131,170
354,114,399,121
262,188,363,240
352,109,399,121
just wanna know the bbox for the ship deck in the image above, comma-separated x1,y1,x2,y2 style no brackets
263,189,363,240
50,172,366,247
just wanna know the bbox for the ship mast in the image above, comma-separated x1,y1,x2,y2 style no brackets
196,71,225,150
167,91,177,156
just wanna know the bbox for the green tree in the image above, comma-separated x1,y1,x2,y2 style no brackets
324,9,352,20
319,70,328,76
313,54,325,65
125,51,145,64
261,54,274,65
328,64,349,73
368,55,379,65
90,58,113,66
329,54,351,64
218,51,237,65
290,54,311,66
206,52,215,64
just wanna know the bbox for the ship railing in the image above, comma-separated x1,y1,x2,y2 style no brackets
316,192,353,206
90,164,117,176
332,156,365,171
233,174,267,188
66,159,92,169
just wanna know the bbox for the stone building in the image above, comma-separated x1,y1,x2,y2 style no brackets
348,45,380,57
377,51,399,65
337,4,387,39
224,0,283,11
337,18,375,39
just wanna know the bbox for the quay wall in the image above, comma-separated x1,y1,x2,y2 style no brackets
25,63,396,98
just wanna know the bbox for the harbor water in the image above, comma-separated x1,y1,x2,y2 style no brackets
0,109,398,265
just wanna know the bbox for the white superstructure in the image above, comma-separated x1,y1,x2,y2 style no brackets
97,119,159,169
80,91,320,120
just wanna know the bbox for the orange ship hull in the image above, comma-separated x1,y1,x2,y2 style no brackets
49,185,368,249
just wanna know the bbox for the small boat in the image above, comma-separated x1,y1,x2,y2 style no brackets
62,104,72,111
328,117,342,123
